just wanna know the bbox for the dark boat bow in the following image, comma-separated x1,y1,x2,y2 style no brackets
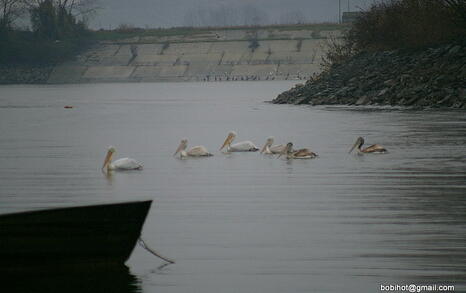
0,200,152,271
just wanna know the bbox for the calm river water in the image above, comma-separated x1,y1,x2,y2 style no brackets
0,82,465,293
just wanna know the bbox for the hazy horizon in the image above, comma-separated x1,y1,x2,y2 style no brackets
90,0,373,29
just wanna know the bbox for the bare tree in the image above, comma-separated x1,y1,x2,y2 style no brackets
25,0,99,20
26,0,99,39
0,0,26,29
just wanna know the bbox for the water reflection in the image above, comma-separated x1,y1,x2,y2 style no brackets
102,169,115,185
0,82,465,293
4,265,141,293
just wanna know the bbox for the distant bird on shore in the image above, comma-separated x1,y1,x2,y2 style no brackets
220,131,258,152
102,146,143,171
349,137,387,154
260,136,285,154
279,142,317,159
174,139,213,158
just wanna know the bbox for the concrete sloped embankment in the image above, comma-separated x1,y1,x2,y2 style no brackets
47,28,341,83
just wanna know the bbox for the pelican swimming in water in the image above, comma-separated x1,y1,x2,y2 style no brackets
279,142,318,159
101,146,143,171
174,139,213,158
260,136,285,154
220,131,259,152
349,137,387,154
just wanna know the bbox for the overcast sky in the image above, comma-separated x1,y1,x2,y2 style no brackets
91,0,374,29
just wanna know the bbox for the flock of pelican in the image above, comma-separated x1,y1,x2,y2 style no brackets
101,132,387,172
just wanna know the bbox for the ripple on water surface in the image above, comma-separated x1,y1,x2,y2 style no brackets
0,82,465,293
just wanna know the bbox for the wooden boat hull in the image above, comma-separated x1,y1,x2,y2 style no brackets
0,200,152,270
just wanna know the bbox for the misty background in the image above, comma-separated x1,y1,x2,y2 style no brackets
91,0,372,29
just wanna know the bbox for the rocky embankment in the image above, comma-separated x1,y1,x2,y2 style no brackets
273,43,466,109
0,66,54,84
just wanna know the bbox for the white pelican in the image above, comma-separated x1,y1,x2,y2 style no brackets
101,146,143,171
174,139,213,158
220,131,258,152
279,142,317,159
349,137,387,154
260,136,285,154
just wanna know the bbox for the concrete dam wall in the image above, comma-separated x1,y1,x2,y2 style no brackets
48,27,343,83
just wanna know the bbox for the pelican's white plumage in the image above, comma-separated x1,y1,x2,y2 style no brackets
174,139,213,158
102,146,143,171
260,136,285,154
220,131,258,152
109,158,143,170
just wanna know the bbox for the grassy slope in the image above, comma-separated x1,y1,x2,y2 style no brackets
90,23,347,42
